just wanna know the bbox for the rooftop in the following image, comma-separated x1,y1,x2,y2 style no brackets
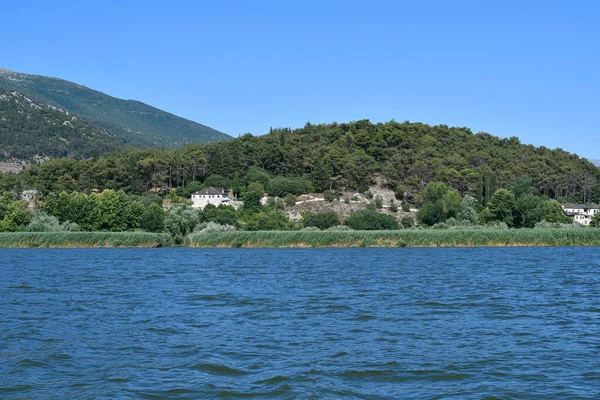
560,203,599,209
194,187,228,195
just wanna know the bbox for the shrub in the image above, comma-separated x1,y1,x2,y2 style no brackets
389,199,398,213
284,194,297,207
401,216,414,229
204,207,237,226
24,212,80,232
140,203,165,232
165,204,201,243
401,202,410,212
193,222,235,233
345,210,398,230
303,212,340,230
374,195,383,209
324,190,336,202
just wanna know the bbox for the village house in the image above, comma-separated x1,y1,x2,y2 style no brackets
561,203,599,226
191,187,230,209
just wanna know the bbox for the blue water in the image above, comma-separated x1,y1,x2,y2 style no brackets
1,247,600,399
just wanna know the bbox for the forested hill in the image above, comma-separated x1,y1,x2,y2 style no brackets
591,159,600,168
0,90,125,160
0,68,231,149
8,120,600,205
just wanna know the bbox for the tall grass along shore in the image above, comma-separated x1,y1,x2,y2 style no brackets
0,232,173,248
186,229,600,248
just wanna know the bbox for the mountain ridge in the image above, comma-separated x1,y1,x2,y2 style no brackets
0,68,231,149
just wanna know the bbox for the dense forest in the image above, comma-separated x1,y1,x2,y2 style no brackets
3,119,598,205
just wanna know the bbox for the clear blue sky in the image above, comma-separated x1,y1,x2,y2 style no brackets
2,0,599,158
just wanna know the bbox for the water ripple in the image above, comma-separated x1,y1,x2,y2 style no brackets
1,247,600,398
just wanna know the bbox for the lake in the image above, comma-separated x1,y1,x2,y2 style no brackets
1,248,600,399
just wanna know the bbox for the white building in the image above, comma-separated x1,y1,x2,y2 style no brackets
191,187,230,209
561,203,599,226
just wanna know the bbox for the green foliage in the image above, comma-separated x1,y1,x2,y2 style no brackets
193,221,235,233
176,181,204,198
345,210,398,230
324,190,336,202
96,190,144,231
401,216,415,228
242,167,271,188
0,232,172,247
4,119,598,211
203,206,237,227
257,210,290,230
242,190,262,213
590,212,600,228
374,195,383,209
303,212,340,230
484,189,516,226
202,174,231,189
0,90,124,160
283,194,297,207
186,229,600,248
24,211,79,232
0,70,230,153
457,195,478,225
389,199,398,213
165,204,201,243
140,203,165,232
401,202,411,212
267,177,313,197
416,182,461,226
0,200,31,232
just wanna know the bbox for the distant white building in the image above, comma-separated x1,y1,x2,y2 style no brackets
191,187,230,209
561,203,599,226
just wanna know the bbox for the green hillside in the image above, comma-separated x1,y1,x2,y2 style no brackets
6,120,599,206
0,90,125,160
0,68,231,149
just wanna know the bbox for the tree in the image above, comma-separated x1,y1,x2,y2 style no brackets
140,203,166,232
484,189,516,226
457,195,478,225
345,210,398,230
165,204,201,243
0,200,31,232
284,194,297,207
24,212,79,232
416,182,461,226
267,177,313,197
204,207,237,227
591,212,600,228
303,212,340,230
389,199,398,213
242,190,262,214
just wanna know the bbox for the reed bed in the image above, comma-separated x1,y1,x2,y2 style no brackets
186,228,600,248
0,232,173,248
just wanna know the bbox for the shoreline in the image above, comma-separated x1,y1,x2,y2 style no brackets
187,229,600,248
0,232,173,248
1,229,599,248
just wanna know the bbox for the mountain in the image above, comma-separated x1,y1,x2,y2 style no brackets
0,90,125,160
0,68,231,150
590,159,600,168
